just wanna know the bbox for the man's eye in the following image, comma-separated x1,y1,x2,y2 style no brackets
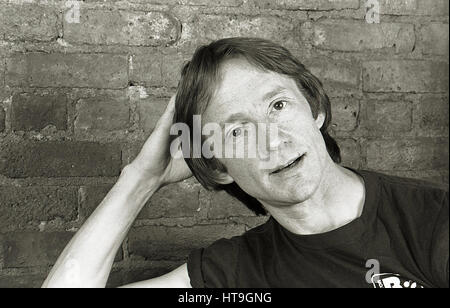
232,128,242,137
272,101,287,111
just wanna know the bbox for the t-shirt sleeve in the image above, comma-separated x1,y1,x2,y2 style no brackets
429,191,449,287
187,237,240,288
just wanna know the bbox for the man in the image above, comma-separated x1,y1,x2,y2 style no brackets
43,38,449,288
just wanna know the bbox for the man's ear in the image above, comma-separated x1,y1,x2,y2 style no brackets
213,171,234,185
315,111,326,130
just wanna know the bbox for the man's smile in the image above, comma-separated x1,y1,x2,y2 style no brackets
270,153,306,175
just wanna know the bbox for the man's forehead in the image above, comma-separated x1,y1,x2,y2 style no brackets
210,61,297,110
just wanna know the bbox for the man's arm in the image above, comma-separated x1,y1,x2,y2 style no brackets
120,263,191,288
42,96,193,288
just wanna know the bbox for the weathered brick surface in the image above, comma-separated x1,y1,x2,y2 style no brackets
64,10,179,47
130,50,163,86
0,4,59,42
363,61,449,93
365,138,449,171
0,107,5,132
0,273,47,288
130,50,188,87
252,0,359,10
74,91,130,132
186,0,243,6
0,186,78,232
207,191,255,219
6,53,128,89
330,97,359,132
414,96,449,135
0,141,122,178
138,180,201,219
129,224,245,260
309,21,415,53
336,138,361,169
420,23,449,56
305,58,360,95
182,14,301,49
80,180,201,220
11,92,68,131
139,96,169,132
378,0,449,16
364,99,413,134
416,0,449,16
107,264,179,288
1,232,75,267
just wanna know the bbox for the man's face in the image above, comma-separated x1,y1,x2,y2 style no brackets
202,58,331,207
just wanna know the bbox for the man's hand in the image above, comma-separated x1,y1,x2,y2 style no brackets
128,95,192,189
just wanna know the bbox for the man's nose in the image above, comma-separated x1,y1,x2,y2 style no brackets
258,122,290,156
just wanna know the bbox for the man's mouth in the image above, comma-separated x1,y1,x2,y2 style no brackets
270,154,305,175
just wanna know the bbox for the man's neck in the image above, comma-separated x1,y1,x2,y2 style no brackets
264,164,366,235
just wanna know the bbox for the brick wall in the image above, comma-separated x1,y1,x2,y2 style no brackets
0,0,448,288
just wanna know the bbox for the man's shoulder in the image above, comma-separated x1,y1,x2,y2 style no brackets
204,217,273,253
359,169,448,196
359,169,448,214
376,171,447,192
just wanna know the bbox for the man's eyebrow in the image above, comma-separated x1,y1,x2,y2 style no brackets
220,112,250,129
262,86,289,102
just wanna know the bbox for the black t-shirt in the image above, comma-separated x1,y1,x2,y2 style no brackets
187,170,449,288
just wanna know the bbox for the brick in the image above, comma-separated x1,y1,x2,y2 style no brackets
80,181,201,220
11,92,67,131
79,185,113,219
1,232,74,267
378,0,449,16
0,4,59,42
336,138,361,169
131,51,187,87
365,138,449,171
330,97,359,132
309,21,415,52
75,91,130,132
139,96,169,132
414,96,449,134
0,186,78,232
416,0,449,16
64,10,179,47
363,61,449,93
0,141,122,178
365,99,413,134
162,52,189,88
6,53,128,89
128,224,245,260
0,107,5,132
186,0,243,6
1,231,122,268
130,50,162,86
420,23,449,56
107,265,178,288
138,180,201,219
208,191,255,219
184,14,300,50
252,0,359,10
0,273,47,288
305,58,360,95
378,0,418,15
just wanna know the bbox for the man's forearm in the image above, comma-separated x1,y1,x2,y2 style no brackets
42,164,159,288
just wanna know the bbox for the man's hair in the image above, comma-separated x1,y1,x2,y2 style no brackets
174,37,341,215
